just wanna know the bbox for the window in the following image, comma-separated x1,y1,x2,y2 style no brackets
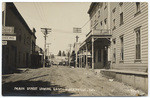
113,38,116,63
98,50,101,62
113,38,116,44
104,2,107,9
94,15,97,24
119,3,124,25
98,10,100,18
120,12,123,25
113,19,116,30
104,18,107,29
113,48,116,63
91,20,93,28
135,2,141,16
112,8,116,30
100,21,103,26
120,36,124,61
2,11,4,26
136,2,140,12
135,28,141,59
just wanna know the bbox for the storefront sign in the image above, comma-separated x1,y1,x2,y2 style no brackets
2,36,16,41
2,26,14,35
2,41,7,45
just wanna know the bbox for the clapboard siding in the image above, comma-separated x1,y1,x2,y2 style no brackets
110,2,148,72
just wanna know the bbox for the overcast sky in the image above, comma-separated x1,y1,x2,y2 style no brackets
14,2,91,55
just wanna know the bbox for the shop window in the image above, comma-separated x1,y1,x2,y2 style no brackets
135,27,141,60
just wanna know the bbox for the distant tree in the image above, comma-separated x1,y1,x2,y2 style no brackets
51,54,55,58
62,51,66,56
57,50,61,56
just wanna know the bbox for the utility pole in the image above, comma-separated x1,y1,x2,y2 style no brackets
41,28,51,68
46,43,51,59
68,44,72,67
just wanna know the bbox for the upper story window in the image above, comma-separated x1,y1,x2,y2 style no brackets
98,10,100,18
112,8,116,18
112,8,116,30
136,2,140,12
91,20,93,28
113,38,116,44
120,35,124,62
104,2,107,9
94,15,97,24
100,21,103,26
113,19,116,30
135,2,141,17
119,3,124,26
104,18,107,29
2,11,4,26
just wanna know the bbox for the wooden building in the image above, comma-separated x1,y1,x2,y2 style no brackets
78,2,148,92
110,2,148,72
2,3,37,74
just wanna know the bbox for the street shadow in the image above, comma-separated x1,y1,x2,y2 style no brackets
2,80,75,96
27,74,49,81
2,68,23,75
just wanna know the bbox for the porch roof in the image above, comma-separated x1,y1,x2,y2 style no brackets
79,29,112,50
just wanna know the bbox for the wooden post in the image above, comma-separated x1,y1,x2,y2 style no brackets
81,49,83,68
86,44,88,69
79,53,81,68
92,38,94,69
75,51,78,68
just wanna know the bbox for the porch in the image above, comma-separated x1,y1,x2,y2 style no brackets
78,29,112,69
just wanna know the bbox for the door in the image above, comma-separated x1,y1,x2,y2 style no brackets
26,53,29,67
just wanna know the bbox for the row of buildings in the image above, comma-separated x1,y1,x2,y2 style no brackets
2,3,44,74
72,2,148,92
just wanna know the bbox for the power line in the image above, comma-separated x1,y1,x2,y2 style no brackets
34,3,44,24
81,19,91,29
36,3,49,27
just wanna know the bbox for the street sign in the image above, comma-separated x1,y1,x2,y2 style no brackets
2,26,14,35
2,41,7,45
73,28,82,33
2,36,16,41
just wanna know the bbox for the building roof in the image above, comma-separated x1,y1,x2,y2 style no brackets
6,2,36,39
87,2,99,14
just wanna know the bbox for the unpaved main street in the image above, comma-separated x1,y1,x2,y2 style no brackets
2,66,143,96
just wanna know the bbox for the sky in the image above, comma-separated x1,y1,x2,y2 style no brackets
14,2,91,55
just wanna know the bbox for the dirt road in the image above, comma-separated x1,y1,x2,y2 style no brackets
2,66,144,96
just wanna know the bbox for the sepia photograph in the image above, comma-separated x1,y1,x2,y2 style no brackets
1,1,148,96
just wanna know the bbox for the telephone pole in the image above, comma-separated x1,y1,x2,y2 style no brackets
41,28,51,68
46,43,51,59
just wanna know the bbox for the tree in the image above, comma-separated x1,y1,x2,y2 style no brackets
62,51,66,56
51,54,55,58
57,50,61,56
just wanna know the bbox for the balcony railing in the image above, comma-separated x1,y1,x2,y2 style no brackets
86,29,112,38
